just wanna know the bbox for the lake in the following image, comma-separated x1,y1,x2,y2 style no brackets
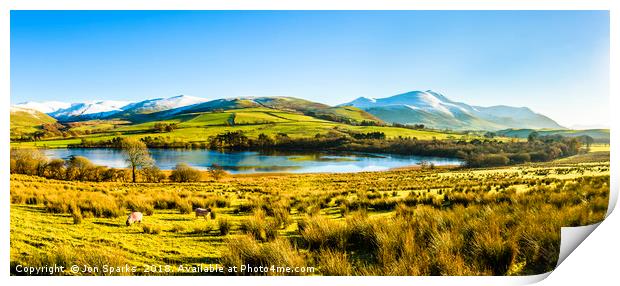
43,148,463,174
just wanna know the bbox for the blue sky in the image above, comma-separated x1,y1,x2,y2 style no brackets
11,10,609,128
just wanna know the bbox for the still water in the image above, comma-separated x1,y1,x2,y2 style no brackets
43,148,463,174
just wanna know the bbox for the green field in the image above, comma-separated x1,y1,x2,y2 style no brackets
11,107,473,148
10,152,610,276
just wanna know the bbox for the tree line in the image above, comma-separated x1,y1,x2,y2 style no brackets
67,130,585,168
11,137,225,183
204,131,583,167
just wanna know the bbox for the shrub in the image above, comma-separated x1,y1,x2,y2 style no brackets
10,148,47,175
509,153,531,164
208,163,227,181
169,163,202,182
44,158,66,180
467,154,511,167
65,156,95,181
141,166,166,183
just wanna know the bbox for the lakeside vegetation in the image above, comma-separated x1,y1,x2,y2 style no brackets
10,148,609,276
11,132,586,185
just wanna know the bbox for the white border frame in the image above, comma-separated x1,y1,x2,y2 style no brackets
1,1,617,286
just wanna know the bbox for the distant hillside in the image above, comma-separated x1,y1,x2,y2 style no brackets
253,97,382,124
341,90,564,131
10,107,57,137
496,128,610,143
123,96,382,125
364,105,504,131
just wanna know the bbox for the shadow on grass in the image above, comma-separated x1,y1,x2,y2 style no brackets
12,205,46,213
93,221,124,227
159,217,194,222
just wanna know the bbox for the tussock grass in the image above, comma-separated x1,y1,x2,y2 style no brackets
317,250,353,275
189,221,216,235
240,209,279,242
218,217,231,236
141,224,162,235
221,235,306,276
9,161,610,276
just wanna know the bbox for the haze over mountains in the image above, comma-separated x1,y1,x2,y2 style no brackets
13,90,565,131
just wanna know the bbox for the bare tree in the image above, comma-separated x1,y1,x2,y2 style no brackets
120,137,154,183
208,163,226,181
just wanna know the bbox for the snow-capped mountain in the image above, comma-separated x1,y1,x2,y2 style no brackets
13,101,71,114
48,100,133,121
11,91,564,131
13,95,211,121
120,95,208,115
340,90,564,131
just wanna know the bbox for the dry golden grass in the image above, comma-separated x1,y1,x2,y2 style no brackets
10,158,609,276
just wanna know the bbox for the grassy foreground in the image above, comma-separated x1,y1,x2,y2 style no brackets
10,152,609,276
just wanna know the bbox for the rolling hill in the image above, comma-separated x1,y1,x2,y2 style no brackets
340,90,564,131
10,107,57,137
11,106,467,149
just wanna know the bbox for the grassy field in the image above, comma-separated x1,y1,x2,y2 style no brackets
10,151,609,276
11,107,484,148
587,143,610,152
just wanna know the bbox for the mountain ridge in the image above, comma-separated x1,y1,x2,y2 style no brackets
12,90,565,131
340,90,565,131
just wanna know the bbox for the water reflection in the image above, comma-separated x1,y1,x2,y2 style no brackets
43,148,463,174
